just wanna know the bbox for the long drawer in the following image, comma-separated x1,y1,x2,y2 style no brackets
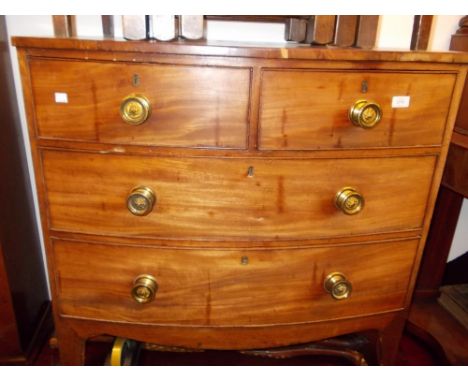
259,70,456,150
42,150,436,240
29,59,250,148
54,239,418,326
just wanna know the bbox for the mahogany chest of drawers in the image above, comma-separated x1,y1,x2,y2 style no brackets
13,37,468,365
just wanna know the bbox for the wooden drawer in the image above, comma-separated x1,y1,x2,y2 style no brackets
259,70,456,150
43,150,435,240
54,239,417,326
29,59,250,148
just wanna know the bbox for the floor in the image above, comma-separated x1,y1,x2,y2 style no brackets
32,328,443,366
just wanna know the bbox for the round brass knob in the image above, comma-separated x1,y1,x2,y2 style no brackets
349,99,382,128
120,94,151,125
127,186,156,216
324,272,352,300
335,186,364,215
131,275,158,304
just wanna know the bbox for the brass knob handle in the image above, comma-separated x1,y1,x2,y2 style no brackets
335,186,364,215
127,186,156,216
131,275,158,304
349,99,382,128
324,272,352,300
120,94,151,125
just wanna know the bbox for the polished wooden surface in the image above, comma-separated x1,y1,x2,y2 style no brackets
30,59,250,148
408,298,468,365
12,36,468,63
305,16,336,45
259,70,455,150
54,238,417,326
13,36,468,365
43,151,435,240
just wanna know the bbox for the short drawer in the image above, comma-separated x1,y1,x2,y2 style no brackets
54,239,418,326
42,150,435,241
259,70,456,150
29,59,250,148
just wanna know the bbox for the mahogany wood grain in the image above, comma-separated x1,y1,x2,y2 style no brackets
334,16,358,47
377,311,407,365
53,239,417,326
12,36,468,64
36,138,442,159
48,229,422,251
55,318,86,366
13,36,468,365
305,16,336,45
29,58,250,148
62,311,401,364
259,70,455,150
355,16,379,49
42,150,435,241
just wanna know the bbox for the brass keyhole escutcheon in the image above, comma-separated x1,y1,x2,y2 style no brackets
131,275,158,304
349,99,382,128
335,187,364,215
324,272,352,300
127,186,156,216
120,94,151,125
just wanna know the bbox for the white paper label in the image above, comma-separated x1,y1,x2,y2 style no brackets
392,96,410,108
54,92,68,103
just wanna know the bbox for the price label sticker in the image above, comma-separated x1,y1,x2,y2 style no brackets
54,92,68,103
392,96,410,108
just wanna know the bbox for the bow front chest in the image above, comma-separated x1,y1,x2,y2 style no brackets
13,37,468,365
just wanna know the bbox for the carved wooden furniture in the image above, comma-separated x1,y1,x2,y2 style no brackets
0,16,51,365
12,36,468,365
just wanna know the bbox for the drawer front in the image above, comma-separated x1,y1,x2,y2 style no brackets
259,70,456,150
43,150,435,240
30,59,250,148
54,239,417,326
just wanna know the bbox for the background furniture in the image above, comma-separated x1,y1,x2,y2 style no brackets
408,15,468,365
0,15,51,365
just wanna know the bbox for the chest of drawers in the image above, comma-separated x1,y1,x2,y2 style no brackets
13,37,468,365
